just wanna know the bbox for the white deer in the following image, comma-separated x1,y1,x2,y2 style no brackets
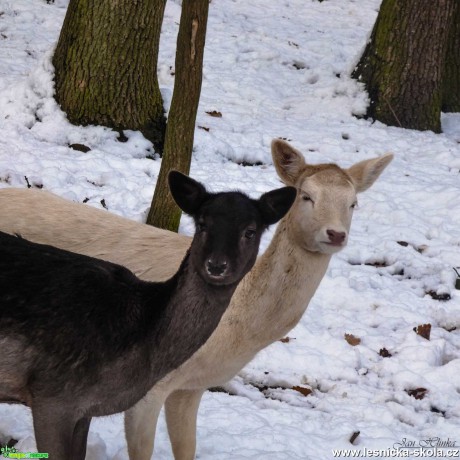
0,140,393,459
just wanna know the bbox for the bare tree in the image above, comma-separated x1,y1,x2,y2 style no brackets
352,0,457,133
443,4,460,112
147,0,210,231
54,0,210,232
53,0,167,151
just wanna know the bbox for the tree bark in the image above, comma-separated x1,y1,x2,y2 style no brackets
147,0,210,231
443,4,460,112
53,0,167,151
352,0,456,133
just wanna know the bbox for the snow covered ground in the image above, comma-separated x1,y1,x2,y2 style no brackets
1,0,460,459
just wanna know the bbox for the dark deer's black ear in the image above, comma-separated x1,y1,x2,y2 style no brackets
257,186,296,226
168,171,208,216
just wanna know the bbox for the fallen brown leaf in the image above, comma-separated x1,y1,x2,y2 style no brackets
344,333,361,346
206,110,222,117
279,337,294,343
379,348,392,358
414,324,431,340
292,385,312,397
407,388,428,400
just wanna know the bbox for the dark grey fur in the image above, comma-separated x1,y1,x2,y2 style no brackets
0,171,296,460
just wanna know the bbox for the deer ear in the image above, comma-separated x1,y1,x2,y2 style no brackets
345,153,394,193
271,139,307,186
168,171,208,215
257,186,297,226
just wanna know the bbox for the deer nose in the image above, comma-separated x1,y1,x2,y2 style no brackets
326,229,346,245
206,259,228,277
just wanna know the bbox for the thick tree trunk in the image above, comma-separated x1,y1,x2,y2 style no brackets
53,0,167,151
147,0,209,231
443,4,460,112
352,0,456,133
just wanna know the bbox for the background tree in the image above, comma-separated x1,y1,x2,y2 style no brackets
54,0,210,232
147,0,210,231
53,0,167,151
352,0,457,133
443,4,460,112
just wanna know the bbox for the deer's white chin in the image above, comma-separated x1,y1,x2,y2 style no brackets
316,240,347,255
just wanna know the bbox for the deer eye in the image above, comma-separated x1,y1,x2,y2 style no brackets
197,221,207,232
301,193,312,202
244,229,256,239
351,201,358,209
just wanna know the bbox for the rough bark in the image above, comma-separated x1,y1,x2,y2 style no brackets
53,0,167,151
147,0,210,231
352,0,456,133
442,4,460,112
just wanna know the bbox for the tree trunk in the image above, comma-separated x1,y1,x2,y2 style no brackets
147,0,210,231
53,0,167,151
443,4,460,112
352,0,456,133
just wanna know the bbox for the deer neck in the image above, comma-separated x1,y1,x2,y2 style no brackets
145,252,238,383
228,219,332,348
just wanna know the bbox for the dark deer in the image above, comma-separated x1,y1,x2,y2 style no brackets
0,171,296,460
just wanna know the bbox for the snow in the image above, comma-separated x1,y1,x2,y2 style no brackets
1,0,460,459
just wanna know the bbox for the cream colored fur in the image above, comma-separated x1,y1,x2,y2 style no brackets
0,192,189,281
0,140,393,459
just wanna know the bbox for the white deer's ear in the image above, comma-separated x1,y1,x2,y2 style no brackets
345,153,394,193
271,139,307,186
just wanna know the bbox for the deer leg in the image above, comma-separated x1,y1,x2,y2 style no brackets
164,389,205,460
32,404,86,460
71,417,91,460
125,389,167,460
